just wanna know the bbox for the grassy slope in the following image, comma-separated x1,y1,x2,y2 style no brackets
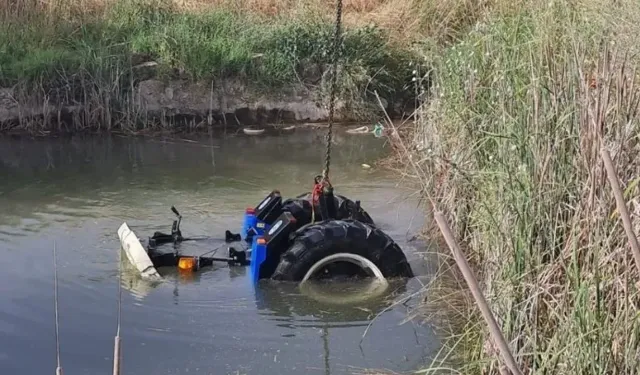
0,0,421,130
0,1,403,87
392,0,640,373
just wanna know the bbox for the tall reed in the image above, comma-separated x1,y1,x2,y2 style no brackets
391,0,640,373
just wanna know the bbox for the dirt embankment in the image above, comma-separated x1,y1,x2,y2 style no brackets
0,63,413,132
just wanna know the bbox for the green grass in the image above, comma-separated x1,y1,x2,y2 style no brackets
388,0,640,373
0,0,414,113
0,0,419,131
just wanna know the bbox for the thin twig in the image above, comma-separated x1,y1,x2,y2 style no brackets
359,276,437,346
601,147,640,274
434,211,523,375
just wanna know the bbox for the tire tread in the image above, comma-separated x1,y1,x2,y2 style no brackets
271,219,413,281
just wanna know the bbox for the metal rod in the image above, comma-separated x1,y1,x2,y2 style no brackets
53,241,63,375
434,212,523,375
601,147,640,275
113,247,123,375
322,323,330,375
113,336,121,375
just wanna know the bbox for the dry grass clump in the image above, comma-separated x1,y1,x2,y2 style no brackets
0,0,501,45
381,0,640,373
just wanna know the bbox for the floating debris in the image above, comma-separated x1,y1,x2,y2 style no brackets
346,126,370,134
373,123,385,138
243,126,266,135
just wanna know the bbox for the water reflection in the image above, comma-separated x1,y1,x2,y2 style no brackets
121,257,411,325
119,258,425,375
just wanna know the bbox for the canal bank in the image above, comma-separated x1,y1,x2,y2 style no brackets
0,0,423,132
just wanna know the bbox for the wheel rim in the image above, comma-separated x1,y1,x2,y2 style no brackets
300,253,388,283
299,253,389,305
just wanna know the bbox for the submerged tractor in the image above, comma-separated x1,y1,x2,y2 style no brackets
116,0,412,285
118,177,414,284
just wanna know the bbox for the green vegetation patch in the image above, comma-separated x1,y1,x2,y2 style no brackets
0,0,415,104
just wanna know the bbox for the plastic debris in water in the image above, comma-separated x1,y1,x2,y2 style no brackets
373,123,384,138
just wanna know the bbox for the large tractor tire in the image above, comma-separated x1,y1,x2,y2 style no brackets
270,219,414,281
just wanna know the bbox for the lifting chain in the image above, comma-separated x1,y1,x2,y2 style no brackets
322,0,343,183
311,0,342,224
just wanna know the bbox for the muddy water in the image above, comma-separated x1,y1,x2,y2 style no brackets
0,130,440,375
